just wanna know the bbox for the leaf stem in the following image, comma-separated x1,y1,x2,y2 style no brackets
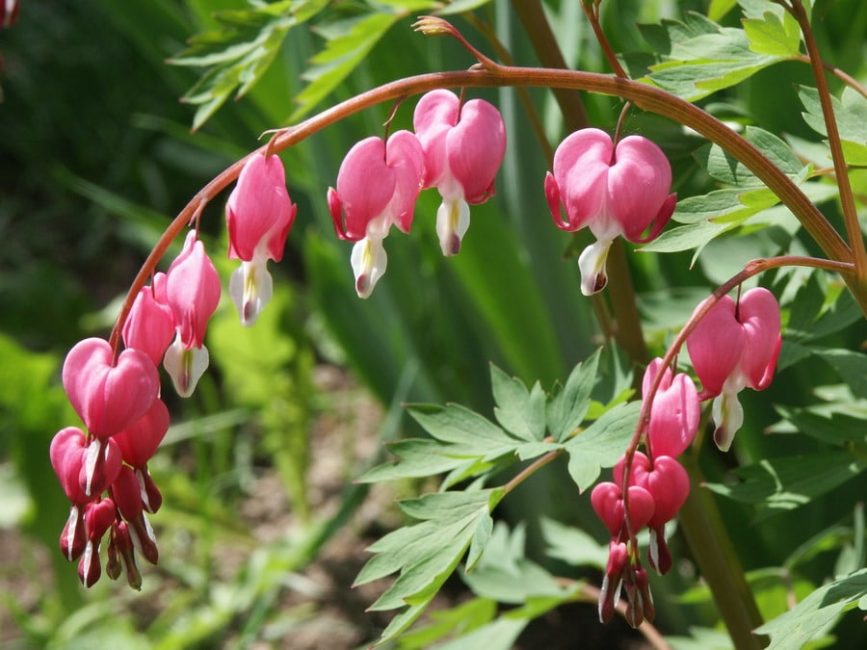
502,448,563,497
795,54,867,100
788,0,867,283
580,0,628,79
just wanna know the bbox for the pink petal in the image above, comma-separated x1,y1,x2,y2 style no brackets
226,153,296,262
445,98,506,204
686,295,745,397
641,357,673,399
552,129,613,232
113,398,170,468
648,373,700,458
626,485,656,532
413,89,460,188
738,288,782,390
50,427,90,505
591,481,624,537
122,273,175,366
608,135,672,241
166,232,222,349
643,456,690,526
62,338,160,439
333,137,396,240
384,130,425,234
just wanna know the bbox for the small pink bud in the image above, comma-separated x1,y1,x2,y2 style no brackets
642,359,700,458
77,437,122,498
413,90,506,256
122,273,175,366
59,505,86,561
111,521,142,590
546,128,675,295
598,541,628,623
62,338,159,439
166,231,221,350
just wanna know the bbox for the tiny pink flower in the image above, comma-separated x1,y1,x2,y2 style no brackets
686,287,782,451
62,337,160,440
328,131,425,298
545,128,676,295
78,498,116,588
413,89,506,256
122,272,174,366
615,452,690,574
164,231,221,397
112,465,159,564
106,521,142,590
641,358,700,458
226,152,297,326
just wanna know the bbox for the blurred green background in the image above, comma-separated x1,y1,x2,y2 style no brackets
1,0,866,648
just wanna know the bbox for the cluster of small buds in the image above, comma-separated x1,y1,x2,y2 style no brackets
329,89,506,297
591,359,699,626
545,128,676,295
51,152,297,588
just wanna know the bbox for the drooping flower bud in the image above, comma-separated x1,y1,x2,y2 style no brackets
545,128,675,295
78,498,116,588
413,89,506,256
686,288,781,451
598,541,628,623
164,231,221,397
328,131,425,298
62,338,159,439
226,152,297,326
122,273,175,366
641,358,700,458
111,466,159,565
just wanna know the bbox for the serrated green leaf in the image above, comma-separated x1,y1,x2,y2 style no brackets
743,11,800,57
396,598,497,650
799,86,867,164
357,439,469,482
756,570,867,649
705,452,865,514
490,365,546,442
640,219,734,256
409,404,520,457
289,12,397,120
774,406,867,446
564,401,640,492
398,490,496,522
546,349,600,442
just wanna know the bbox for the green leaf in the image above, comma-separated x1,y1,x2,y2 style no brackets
466,513,494,572
818,349,867,399
171,0,328,129
431,618,528,650
799,86,867,165
435,0,494,16
546,350,601,443
409,404,521,458
396,598,497,650
290,13,398,120
399,490,500,522
756,570,867,649
357,439,469,482
490,365,546,442
540,518,608,569
694,126,804,187
743,11,801,57
709,0,738,21
564,401,640,492
705,452,865,514
773,406,867,446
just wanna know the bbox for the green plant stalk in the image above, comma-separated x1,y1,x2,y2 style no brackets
678,454,766,650
789,0,867,283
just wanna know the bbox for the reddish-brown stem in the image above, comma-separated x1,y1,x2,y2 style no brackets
107,67,858,357
502,446,562,496
795,54,867,100
580,1,628,79
788,0,867,283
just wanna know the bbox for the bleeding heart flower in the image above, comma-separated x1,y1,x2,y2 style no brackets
164,231,221,397
113,398,169,469
686,287,782,451
78,498,117,588
328,131,425,298
413,89,506,256
545,128,676,295
590,481,655,539
615,451,690,574
62,338,159,439
641,358,700,458
122,272,175,366
226,152,297,326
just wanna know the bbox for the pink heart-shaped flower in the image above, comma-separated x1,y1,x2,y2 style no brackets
113,398,169,468
62,338,159,439
591,480,656,537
